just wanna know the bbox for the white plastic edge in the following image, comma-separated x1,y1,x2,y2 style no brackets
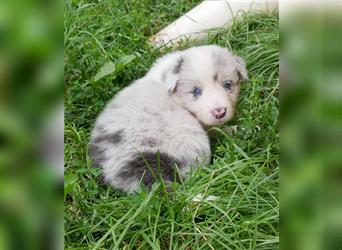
149,0,278,48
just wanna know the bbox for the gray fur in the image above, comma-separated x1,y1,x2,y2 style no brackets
172,57,184,74
212,51,226,67
143,107,162,117
88,143,106,167
161,72,167,82
92,130,123,144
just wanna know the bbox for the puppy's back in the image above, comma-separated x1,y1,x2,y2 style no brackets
89,78,210,193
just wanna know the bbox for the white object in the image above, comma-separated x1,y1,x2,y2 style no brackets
192,193,219,202
150,0,278,47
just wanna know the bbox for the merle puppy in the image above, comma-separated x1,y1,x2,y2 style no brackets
89,45,248,193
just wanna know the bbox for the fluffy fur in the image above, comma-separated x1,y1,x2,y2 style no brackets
89,45,248,193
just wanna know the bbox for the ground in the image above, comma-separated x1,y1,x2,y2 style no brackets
64,0,279,249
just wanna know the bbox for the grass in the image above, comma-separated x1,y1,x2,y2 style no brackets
64,0,279,249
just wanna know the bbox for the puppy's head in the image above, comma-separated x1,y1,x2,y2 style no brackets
157,45,248,127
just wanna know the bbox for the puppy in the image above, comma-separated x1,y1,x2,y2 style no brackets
89,45,248,193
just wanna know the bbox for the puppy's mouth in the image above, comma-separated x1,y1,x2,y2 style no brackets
197,118,227,129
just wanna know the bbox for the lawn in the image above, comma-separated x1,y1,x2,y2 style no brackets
64,0,279,249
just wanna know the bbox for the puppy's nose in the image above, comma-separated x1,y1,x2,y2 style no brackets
212,107,226,119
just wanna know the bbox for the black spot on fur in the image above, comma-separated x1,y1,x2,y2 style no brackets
93,130,123,144
173,57,184,74
213,72,218,81
118,152,182,189
88,143,106,167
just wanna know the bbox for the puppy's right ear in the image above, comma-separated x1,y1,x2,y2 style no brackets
234,56,248,82
163,56,184,94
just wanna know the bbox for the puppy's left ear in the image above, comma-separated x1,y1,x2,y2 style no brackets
163,71,178,94
234,56,248,82
163,56,184,94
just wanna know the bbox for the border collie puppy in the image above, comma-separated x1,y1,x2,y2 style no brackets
89,45,248,193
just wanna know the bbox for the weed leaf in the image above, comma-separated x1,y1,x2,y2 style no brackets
94,61,116,81
115,54,136,73
64,174,78,199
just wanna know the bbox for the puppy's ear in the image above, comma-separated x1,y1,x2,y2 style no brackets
234,56,248,82
163,72,178,93
163,56,184,94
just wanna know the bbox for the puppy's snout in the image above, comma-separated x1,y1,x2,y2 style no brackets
212,107,226,119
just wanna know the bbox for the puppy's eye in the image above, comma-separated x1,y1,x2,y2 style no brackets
223,80,233,90
191,87,202,98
